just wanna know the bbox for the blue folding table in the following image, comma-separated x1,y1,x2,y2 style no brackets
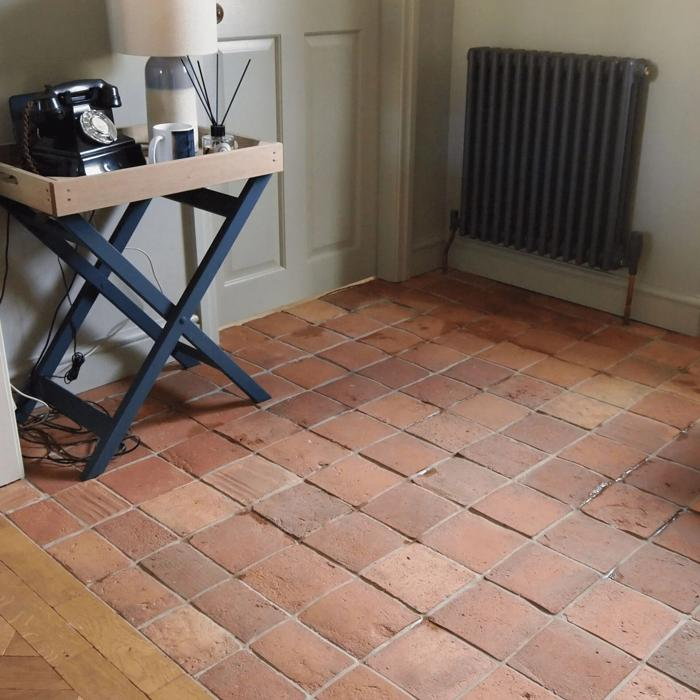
0,137,282,480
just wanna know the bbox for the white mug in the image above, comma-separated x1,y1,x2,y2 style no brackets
148,123,196,163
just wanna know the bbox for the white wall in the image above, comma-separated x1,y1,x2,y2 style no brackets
0,0,191,391
445,0,700,334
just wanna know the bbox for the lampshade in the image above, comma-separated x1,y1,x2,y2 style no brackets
107,0,218,57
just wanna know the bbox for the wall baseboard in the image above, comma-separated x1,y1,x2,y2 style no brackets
450,238,700,336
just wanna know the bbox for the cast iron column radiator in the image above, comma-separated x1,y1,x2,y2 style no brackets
445,48,652,323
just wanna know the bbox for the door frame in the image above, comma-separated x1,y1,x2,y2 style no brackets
195,0,420,338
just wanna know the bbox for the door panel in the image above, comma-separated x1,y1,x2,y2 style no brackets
207,0,379,329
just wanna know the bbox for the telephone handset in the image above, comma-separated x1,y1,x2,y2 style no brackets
9,79,145,177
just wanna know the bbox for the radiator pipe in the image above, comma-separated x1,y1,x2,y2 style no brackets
623,231,644,325
442,210,461,273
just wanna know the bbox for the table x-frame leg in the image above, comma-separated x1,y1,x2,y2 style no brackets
1,174,272,480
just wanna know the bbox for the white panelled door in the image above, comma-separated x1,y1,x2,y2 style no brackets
204,0,380,329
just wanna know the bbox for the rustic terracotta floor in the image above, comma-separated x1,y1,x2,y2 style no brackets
2,271,700,700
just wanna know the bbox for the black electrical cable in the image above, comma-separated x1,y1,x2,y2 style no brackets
0,212,10,306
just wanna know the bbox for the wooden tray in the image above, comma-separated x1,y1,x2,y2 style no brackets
0,132,282,217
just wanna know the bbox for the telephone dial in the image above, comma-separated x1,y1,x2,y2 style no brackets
9,80,145,177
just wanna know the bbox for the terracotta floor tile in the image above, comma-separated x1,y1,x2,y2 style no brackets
273,357,346,389
397,315,458,340
613,544,700,613
269,391,347,427
364,543,472,613
505,413,586,452
589,327,652,354
597,413,678,454
443,357,513,389
132,411,207,452
219,325,268,352
216,410,301,451
461,434,547,477
246,310,309,337
254,483,351,537
193,579,287,642
361,433,449,476
288,299,346,323
141,542,228,599
316,375,390,409
542,392,620,429
0,480,41,513
234,339,304,369
429,302,483,326
655,511,700,562
368,622,495,700
400,342,466,372
488,543,598,613
434,328,493,356
490,374,562,409
516,328,578,355
309,455,402,507
359,357,429,389
361,392,438,429
24,462,82,495
153,371,219,406
100,455,192,504
479,341,546,370
95,509,176,561
359,301,418,324
10,499,81,546
204,455,298,505
144,605,239,674
524,357,597,388
407,412,491,453
161,431,250,476
259,430,349,477
648,621,700,692
318,665,412,700
253,621,352,692
631,390,700,429
190,512,292,574
403,375,477,409
183,392,257,429
558,341,627,371
613,666,699,700
201,651,304,700
659,431,700,469
256,373,303,404
511,620,636,700
140,481,241,536
636,340,700,369
48,530,129,584
92,566,179,626
414,457,506,505
322,311,385,338
301,579,418,657
319,340,389,371
611,356,677,388
582,483,678,537
467,315,530,342
524,458,608,506
361,328,422,355
626,458,700,506
432,580,547,660
241,544,352,612
362,483,459,538
661,371,700,401
314,411,397,450
421,510,525,573
566,579,681,659
466,667,556,700
540,512,640,573
473,483,571,536
304,511,406,572
281,326,346,353
451,393,529,430
560,434,647,478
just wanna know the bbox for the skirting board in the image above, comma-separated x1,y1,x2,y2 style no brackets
449,238,700,336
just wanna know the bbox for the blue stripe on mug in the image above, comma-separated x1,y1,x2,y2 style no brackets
172,130,196,159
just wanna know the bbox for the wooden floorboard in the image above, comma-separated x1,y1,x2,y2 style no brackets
0,515,211,700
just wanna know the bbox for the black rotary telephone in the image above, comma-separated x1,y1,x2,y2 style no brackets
9,80,145,177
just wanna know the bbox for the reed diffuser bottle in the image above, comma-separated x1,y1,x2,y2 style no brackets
202,124,237,154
